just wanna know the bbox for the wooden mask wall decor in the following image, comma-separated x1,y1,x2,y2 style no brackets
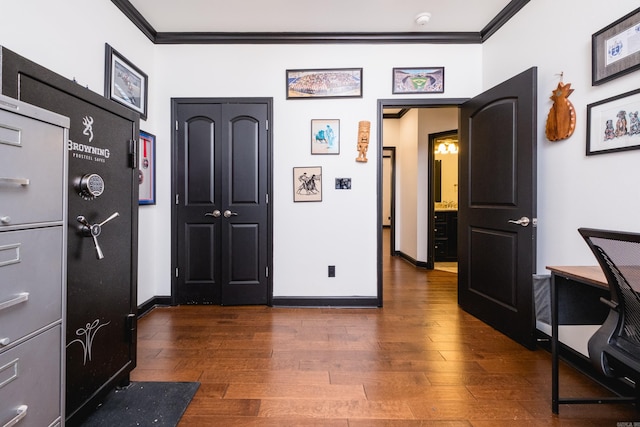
545,81,576,142
356,120,370,162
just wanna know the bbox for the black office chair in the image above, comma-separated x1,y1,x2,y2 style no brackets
579,227,640,405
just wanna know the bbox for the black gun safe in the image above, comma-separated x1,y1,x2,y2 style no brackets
0,46,139,425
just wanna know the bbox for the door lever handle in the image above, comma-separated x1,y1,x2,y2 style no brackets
508,216,530,227
205,210,221,218
223,210,238,218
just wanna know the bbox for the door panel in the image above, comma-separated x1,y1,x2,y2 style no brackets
470,101,517,205
221,104,268,305
177,104,222,304
174,100,270,305
458,67,537,349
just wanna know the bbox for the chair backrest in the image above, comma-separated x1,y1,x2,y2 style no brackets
579,228,640,352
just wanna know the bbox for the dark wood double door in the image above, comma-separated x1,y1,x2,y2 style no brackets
172,99,271,305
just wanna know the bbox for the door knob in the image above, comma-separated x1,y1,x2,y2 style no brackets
205,210,221,218
508,216,530,227
223,210,238,218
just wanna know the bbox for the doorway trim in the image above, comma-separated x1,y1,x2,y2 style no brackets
429,128,458,268
376,98,468,306
382,146,396,256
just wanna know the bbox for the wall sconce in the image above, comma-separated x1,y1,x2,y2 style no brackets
434,139,458,154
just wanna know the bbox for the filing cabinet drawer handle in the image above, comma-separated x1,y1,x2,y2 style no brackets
0,292,29,312
0,177,30,186
3,405,28,427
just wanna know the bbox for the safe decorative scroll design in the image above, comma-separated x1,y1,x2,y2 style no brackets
66,318,111,365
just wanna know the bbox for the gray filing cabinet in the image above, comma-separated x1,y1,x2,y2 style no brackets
0,95,68,427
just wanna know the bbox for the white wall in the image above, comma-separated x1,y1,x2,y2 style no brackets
1,0,484,303
483,0,640,272
153,44,481,298
7,0,632,302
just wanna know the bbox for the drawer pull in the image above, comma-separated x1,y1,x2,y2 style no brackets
0,177,29,186
3,405,28,427
0,292,29,312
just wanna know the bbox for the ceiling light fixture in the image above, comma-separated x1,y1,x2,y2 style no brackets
415,12,431,26
435,139,458,155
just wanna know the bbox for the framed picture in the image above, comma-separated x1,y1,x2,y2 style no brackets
311,119,340,154
105,43,148,119
592,7,640,85
138,130,156,204
293,166,322,202
586,88,640,155
286,68,362,99
392,67,444,94
335,178,352,189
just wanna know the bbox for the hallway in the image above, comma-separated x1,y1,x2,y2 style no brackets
131,249,638,425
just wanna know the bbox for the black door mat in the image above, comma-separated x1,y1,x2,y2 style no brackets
79,381,200,426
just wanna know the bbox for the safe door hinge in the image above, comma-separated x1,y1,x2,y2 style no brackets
175,267,179,278
265,266,269,278
266,193,269,204
129,139,137,169
175,194,179,205
265,120,269,131
127,312,136,336
175,120,179,131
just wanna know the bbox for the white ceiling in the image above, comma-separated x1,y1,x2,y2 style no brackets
126,0,514,33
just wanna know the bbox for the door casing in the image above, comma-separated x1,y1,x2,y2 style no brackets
377,99,468,307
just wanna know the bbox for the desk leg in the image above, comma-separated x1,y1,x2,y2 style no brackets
551,273,559,414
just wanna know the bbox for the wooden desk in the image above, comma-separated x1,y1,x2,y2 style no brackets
546,266,607,289
546,266,609,414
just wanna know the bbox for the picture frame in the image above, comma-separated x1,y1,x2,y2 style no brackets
105,43,148,119
392,67,444,94
138,130,156,204
586,88,640,156
311,119,340,154
335,178,352,189
293,166,322,202
286,68,362,99
592,7,640,86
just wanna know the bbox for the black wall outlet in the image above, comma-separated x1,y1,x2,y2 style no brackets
328,265,335,277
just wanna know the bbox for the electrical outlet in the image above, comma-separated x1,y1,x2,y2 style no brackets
328,265,335,277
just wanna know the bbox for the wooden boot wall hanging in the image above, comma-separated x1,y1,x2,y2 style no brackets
545,73,576,141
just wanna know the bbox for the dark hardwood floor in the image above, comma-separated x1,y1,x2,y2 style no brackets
132,233,639,425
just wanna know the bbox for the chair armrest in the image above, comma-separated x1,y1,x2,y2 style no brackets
599,296,618,310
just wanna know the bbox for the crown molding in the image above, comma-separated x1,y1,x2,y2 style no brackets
154,31,482,45
481,0,530,41
112,0,529,45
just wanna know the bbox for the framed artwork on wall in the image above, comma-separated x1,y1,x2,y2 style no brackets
104,43,148,119
311,119,340,154
138,130,156,204
586,88,640,155
392,67,444,94
592,7,640,85
293,166,322,202
286,68,363,99
335,178,352,189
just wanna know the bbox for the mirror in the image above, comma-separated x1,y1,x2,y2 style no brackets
431,130,458,210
